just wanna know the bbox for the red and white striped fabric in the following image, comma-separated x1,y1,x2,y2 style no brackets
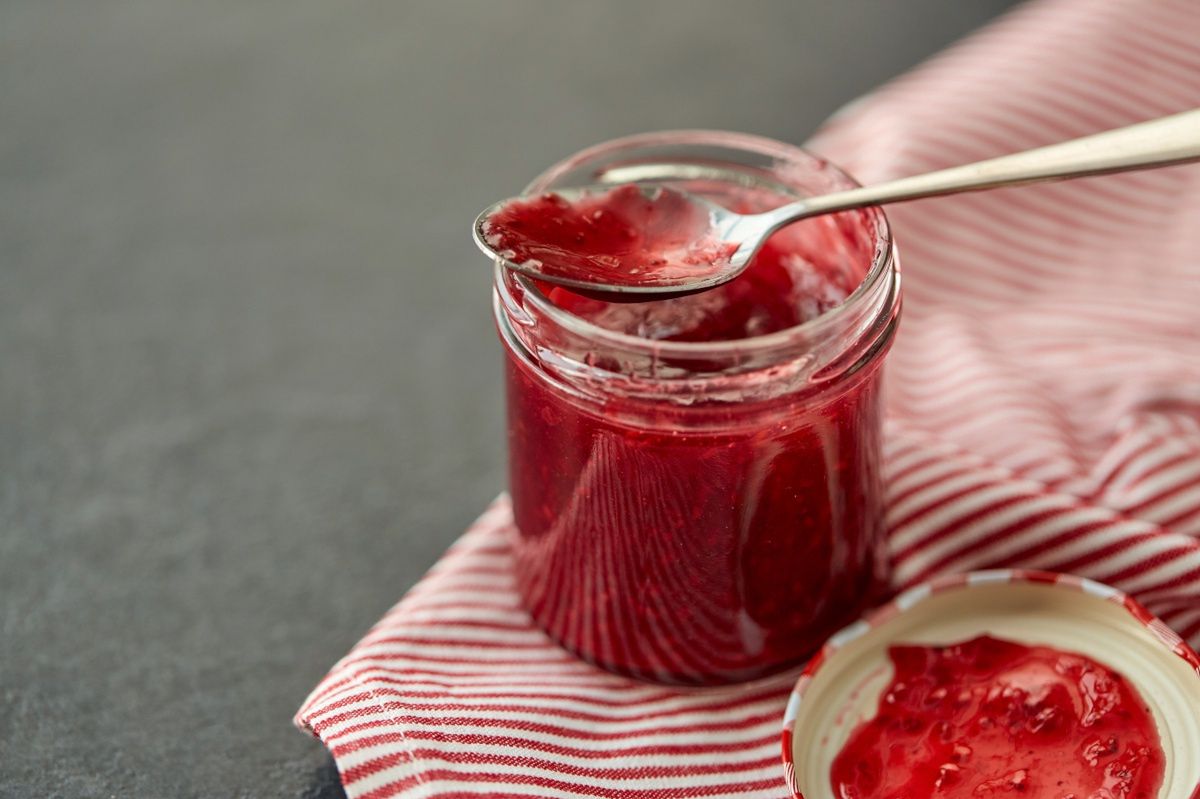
296,1,1200,795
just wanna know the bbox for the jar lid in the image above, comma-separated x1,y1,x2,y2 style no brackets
781,570,1200,799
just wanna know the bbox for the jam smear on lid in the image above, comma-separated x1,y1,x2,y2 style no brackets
830,635,1165,799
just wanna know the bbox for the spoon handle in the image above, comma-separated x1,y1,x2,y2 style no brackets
779,108,1200,221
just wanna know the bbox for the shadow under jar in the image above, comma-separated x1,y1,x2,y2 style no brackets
493,131,901,684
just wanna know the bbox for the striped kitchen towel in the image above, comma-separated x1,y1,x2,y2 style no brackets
296,0,1200,796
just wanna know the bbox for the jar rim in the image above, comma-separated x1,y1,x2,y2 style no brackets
501,129,897,361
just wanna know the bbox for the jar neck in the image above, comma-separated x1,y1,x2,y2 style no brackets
494,238,899,407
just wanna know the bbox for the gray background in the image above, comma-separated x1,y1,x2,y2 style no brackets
1,2,1018,796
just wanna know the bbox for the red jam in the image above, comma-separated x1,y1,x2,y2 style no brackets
500,169,894,683
483,185,738,289
830,636,1166,799
538,209,858,340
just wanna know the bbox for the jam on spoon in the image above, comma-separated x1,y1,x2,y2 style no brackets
830,635,1165,799
479,184,737,292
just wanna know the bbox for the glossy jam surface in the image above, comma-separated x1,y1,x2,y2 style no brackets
503,179,890,683
537,188,869,340
830,636,1166,799
484,185,739,289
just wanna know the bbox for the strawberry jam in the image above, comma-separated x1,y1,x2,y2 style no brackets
830,636,1166,799
536,207,858,339
482,185,738,289
494,133,900,683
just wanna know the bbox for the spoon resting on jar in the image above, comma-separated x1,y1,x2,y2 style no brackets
473,108,1200,298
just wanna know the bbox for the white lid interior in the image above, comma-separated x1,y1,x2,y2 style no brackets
790,580,1200,799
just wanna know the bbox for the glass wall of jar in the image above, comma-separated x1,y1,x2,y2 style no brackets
493,131,901,684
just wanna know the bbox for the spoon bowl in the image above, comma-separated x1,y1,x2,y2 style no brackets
472,183,744,298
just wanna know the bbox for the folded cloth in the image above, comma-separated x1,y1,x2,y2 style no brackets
297,1,1200,795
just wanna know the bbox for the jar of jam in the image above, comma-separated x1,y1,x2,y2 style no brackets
492,131,901,684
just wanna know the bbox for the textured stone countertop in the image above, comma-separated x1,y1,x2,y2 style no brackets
1,2,1015,796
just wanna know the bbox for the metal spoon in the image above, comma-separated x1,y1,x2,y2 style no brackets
474,108,1200,297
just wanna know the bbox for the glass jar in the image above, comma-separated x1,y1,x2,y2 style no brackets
492,131,901,684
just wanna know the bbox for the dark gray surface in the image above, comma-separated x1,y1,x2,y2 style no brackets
1,2,1018,796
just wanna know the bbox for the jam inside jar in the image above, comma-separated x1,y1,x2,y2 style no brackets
493,131,901,684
